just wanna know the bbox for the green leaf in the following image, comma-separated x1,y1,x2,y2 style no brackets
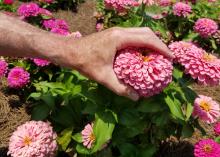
28,92,41,100
173,68,183,80
164,95,185,121
119,109,140,126
215,136,220,144
41,93,55,109
182,124,194,138
186,103,193,121
118,143,137,157
57,128,73,151
72,133,82,143
31,103,50,120
138,145,157,157
72,85,82,95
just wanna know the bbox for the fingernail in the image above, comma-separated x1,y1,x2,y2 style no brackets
129,91,139,101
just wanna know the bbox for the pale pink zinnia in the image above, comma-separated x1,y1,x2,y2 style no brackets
114,48,173,97
194,139,220,157
104,0,139,12
8,121,57,157
214,122,220,136
194,18,218,38
192,95,220,124
169,41,220,86
69,31,82,38
173,2,191,17
0,60,8,77
7,67,30,88
81,123,95,149
32,58,50,67
17,3,40,18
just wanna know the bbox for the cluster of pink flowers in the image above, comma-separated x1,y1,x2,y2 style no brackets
17,2,40,18
138,0,155,6
214,122,220,136
7,67,30,88
169,41,220,86
104,0,139,12
159,0,171,7
172,2,191,17
8,121,57,157
194,18,218,38
0,60,8,77
3,0,14,5
114,48,173,97
194,139,220,157
81,123,95,149
32,58,50,67
43,19,70,35
192,95,220,124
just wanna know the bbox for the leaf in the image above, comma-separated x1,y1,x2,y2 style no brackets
119,109,140,126
173,68,183,80
182,124,194,138
138,145,157,157
72,133,82,143
72,85,82,95
31,103,50,120
164,95,185,121
41,93,55,109
57,128,73,151
28,92,41,100
72,70,88,80
186,103,193,121
215,136,220,144
118,143,137,157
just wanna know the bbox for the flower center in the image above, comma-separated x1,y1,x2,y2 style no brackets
89,133,95,142
203,53,216,62
203,144,212,153
200,101,210,112
23,136,32,146
143,56,153,62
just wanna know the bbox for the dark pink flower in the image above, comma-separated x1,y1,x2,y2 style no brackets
114,48,173,97
3,0,14,5
173,2,191,17
194,139,220,157
0,60,8,77
17,3,40,18
32,58,50,67
43,19,69,31
214,122,220,136
104,0,139,12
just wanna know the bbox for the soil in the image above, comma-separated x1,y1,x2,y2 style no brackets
1,1,220,157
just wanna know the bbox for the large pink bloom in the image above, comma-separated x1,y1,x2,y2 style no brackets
17,3,40,18
7,67,30,88
0,60,8,77
43,19,69,31
194,139,220,157
214,122,220,136
169,41,220,86
81,123,95,149
114,48,173,97
3,0,14,5
104,0,139,12
173,2,191,17
192,95,220,124
194,18,218,38
8,121,57,157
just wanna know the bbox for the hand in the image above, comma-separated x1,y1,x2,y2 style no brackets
60,27,173,101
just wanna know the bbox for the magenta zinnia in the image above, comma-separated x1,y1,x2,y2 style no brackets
194,139,220,157
7,67,30,88
32,58,50,67
194,18,218,38
169,41,220,86
104,0,139,12
8,121,57,157
81,123,95,149
192,95,220,124
0,59,8,77
114,48,173,97
17,2,40,18
214,122,220,136
173,2,191,17
159,0,171,7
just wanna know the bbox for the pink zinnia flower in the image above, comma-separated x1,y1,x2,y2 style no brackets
192,95,220,124
104,0,139,12
17,3,40,18
3,0,14,5
114,48,173,97
0,60,8,77
194,139,220,157
194,18,218,38
214,122,220,136
173,2,191,17
32,58,50,67
8,121,57,157
138,0,155,6
159,0,171,7
81,123,95,149
7,67,30,88
96,23,104,32
43,19,69,31
169,41,220,86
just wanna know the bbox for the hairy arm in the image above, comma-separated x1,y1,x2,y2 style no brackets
0,13,173,100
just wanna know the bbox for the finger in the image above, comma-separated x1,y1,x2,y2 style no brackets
117,29,174,58
99,67,139,101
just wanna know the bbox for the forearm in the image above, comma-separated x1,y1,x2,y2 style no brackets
0,13,68,61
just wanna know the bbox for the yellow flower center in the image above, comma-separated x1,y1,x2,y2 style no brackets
89,133,95,142
200,101,211,112
203,53,216,62
143,56,153,62
23,136,32,146
203,144,212,153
